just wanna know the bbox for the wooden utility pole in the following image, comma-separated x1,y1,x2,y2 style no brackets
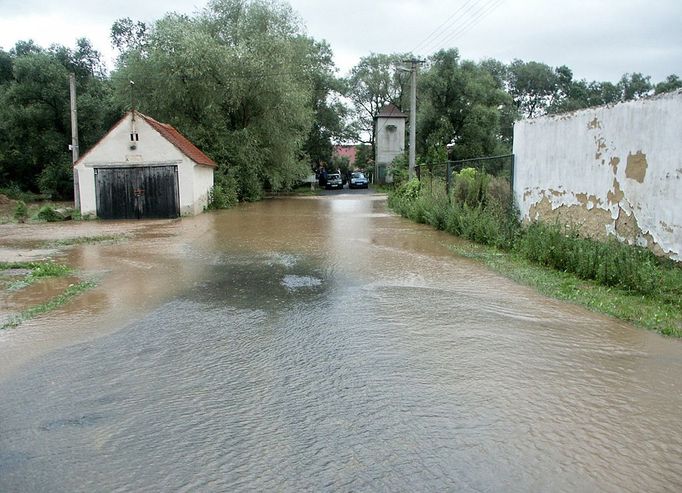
69,73,80,210
406,59,424,179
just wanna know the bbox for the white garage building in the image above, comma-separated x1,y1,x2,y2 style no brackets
74,111,216,219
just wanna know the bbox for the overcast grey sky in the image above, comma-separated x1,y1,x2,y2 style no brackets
0,0,680,82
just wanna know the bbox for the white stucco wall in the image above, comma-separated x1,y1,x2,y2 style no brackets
75,113,214,217
513,89,682,260
192,164,215,214
375,117,406,164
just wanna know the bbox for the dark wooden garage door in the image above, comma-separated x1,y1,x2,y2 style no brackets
95,166,180,219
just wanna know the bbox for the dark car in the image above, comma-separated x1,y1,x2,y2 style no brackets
325,173,343,190
348,172,369,189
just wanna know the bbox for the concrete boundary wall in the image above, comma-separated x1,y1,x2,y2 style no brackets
513,90,682,261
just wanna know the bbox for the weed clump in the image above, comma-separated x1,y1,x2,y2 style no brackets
35,205,63,222
207,173,239,210
14,200,28,223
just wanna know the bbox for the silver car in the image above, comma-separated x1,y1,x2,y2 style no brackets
325,173,343,189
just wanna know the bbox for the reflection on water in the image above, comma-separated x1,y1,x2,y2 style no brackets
1,194,681,491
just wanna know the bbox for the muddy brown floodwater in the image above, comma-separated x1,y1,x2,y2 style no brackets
1,192,681,492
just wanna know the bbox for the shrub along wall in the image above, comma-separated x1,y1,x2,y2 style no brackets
389,170,681,299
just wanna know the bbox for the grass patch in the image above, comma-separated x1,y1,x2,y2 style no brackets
268,187,321,197
290,188,321,196
1,261,72,291
1,280,96,330
371,184,394,193
44,234,127,248
450,242,682,337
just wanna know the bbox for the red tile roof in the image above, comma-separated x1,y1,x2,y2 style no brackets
139,113,217,168
74,111,217,168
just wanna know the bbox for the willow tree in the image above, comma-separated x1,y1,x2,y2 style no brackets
112,0,338,200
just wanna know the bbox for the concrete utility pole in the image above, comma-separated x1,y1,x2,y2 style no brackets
406,59,424,179
69,73,80,210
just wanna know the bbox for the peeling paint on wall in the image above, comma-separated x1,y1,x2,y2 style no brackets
594,136,608,160
607,178,624,205
575,192,602,208
587,117,601,129
609,157,620,175
513,89,682,261
625,151,648,183
527,195,613,239
615,207,639,242
642,233,670,257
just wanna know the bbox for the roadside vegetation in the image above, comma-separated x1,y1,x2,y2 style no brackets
388,170,682,337
1,261,72,289
1,261,96,329
0,191,81,224
44,234,126,248
2,280,96,330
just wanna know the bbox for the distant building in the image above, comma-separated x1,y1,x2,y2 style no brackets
333,145,357,165
74,111,216,219
374,103,407,183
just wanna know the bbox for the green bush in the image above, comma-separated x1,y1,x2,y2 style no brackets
207,175,239,209
390,154,409,187
486,175,513,211
14,200,28,223
35,205,63,222
396,178,421,201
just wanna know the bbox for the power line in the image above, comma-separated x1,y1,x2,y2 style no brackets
412,0,506,57
413,0,490,56
432,0,506,52
411,0,479,54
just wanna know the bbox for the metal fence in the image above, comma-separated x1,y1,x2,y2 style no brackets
416,153,514,196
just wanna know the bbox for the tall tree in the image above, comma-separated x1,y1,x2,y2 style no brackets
417,49,512,162
618,72,652,100
112,0,338,199
299,38,349,170
111,17,149,54
346,53,411,155
507,59,558,118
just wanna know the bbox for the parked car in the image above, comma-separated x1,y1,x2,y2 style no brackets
349,172,369,189
325,173,343,189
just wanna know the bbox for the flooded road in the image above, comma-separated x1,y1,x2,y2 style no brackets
1,193,681,491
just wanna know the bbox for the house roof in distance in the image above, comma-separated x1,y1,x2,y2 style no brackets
375,103,407,119
138,113,217,168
